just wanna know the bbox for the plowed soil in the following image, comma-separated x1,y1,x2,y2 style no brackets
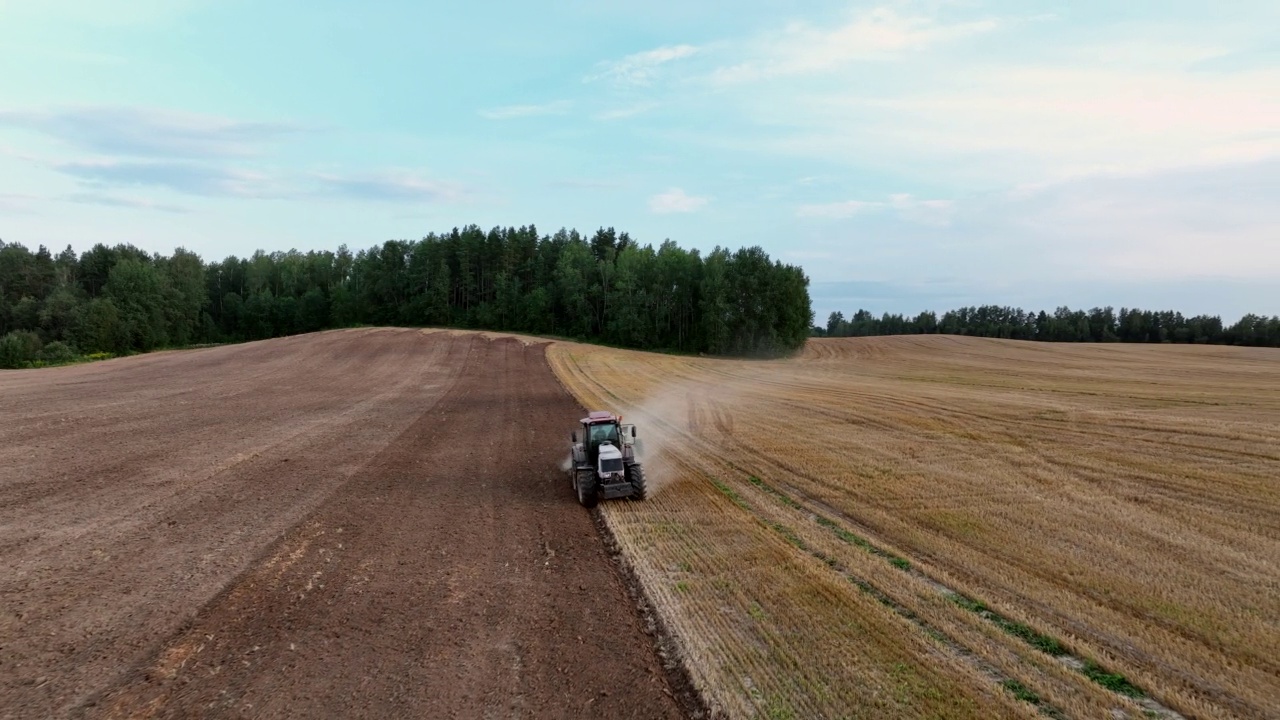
0,329,684,719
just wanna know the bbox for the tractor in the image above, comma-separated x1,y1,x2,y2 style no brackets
568,410,645,507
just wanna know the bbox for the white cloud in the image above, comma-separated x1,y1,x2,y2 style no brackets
65,192,189,213
0,192,41,214
796,200,878,219
851,64,1280,177
54,158,285,198
478,101,572,120
649,187,708,214
798,194,953,224
315,171,465,203
593,102,658,121
795,161,1280,288
712,6,998,83
890,194,954,225
983,161,1280,280
587,44,699,86
730,39,1280,188
46,157,464,204
0,105,300,158
681,6,1277,188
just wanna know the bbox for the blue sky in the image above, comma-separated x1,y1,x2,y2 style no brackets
1,1,1277,321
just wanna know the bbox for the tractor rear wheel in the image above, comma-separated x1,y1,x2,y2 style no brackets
627,463,647,500
576,470,598,508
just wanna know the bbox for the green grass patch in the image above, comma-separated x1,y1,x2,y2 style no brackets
749,477,917,579
948,593,989,613
1082,659,1143,697
769,522,806,550
814,515,875,550
948,593,1067,656
748,475,802,509
1001,679,1040,705
710,479,750,510
995,619,1066,655
1004,680,1068,719
765,698,796,720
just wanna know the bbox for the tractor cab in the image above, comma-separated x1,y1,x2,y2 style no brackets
578,411,635,464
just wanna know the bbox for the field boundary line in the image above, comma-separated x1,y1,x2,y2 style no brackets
591,507,719,720
545,343,719,719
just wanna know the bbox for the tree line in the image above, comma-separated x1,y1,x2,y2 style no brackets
0,226,813,368
817,306,1280,347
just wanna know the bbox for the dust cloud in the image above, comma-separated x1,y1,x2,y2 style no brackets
558,375,751,499
618,376,750,499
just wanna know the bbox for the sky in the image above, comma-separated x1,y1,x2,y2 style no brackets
1,0,1277,321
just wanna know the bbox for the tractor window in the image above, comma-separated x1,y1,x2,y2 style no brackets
589,423,618,444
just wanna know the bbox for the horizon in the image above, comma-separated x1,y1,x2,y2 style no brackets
2,230,1270,326
2,1,1277,322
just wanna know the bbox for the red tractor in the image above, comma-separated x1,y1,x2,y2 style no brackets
568,410,646,507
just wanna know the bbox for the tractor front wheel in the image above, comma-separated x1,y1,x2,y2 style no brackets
627,463,647,500
575,470,598,508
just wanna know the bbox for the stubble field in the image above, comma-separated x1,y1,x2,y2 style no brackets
549,335,1280,719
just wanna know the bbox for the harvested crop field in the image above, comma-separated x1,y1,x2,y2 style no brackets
0,329,684,719
549,336,1280,720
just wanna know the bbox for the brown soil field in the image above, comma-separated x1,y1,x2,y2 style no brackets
549,336,1280,720
0,329,685,719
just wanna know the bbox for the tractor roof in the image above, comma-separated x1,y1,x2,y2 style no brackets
582,410,618,424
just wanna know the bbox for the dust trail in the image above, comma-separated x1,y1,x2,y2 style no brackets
616,376,750,498
561,370,753,499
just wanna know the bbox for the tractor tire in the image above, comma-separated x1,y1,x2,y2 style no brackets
628,463,647,500
576,470,598,508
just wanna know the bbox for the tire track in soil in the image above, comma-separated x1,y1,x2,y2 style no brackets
81,335,684,720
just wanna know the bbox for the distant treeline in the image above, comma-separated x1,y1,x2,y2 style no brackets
0,227,812,368
816,306,1280,347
